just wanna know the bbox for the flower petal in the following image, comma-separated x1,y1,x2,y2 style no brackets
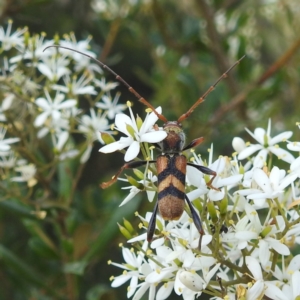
115,113,134,135
208,189,225,201
34,111,49,127
140,130,167,143
124,141,140,161
253,148,268,167
238,144,263,160
156,281,174,300
35,97,49,109
265,282,289,300
291,156,300,171
139,106,162,133
99,140,129,153
270,131,293,145
246,256,262,280
268,146,294,163
253,168,272,194
287,141,300,151
57,99,77,109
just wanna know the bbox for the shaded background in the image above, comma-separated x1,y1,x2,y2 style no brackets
0,0,300,299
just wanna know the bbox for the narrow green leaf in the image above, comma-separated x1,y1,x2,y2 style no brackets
63,261,88,275
83,195,142,262
0,244,60,297
0,199,36,219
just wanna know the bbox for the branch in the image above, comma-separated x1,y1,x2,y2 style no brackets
195,0,240,96
207,37,300,127
99,18,122,62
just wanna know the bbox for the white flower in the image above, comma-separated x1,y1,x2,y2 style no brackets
34,90,77,127
0,151,16,168
0,93,14,121
11,163,37,187
37,117,69,139
78,109,111,142
94,78,119,92
272,254,300,287
0,20,27,51
119,170,157,207
78,109,111,163
281,270,300,299
245,256,287,300
10,34,54,64
37,55,71,81
223,213,258,250
237,119,294,166
96,93,126,119
60,34,102,73
109,241,157,299
0,126,20,153
52,74,97,95
60,34,94,62
187,148,242,201
238,166,297,206
99,105,167,162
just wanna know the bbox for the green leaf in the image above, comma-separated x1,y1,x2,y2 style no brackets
63,261,88,275
58,159,75,200
28,237,59,259
23,219,57,252
0,199,36,219
86,284,111,300
0,244,60,297
83,195,142,261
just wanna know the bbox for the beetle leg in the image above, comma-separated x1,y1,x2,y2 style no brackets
187,163,219,191
185,194,204,250
100,160,156,189
147,201,159,243
182,137,204,151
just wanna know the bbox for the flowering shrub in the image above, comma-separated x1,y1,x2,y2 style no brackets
1,21,300,300
0,21,123,182
106,117,300,300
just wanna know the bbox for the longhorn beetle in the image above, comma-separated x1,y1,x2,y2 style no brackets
45,45,245,248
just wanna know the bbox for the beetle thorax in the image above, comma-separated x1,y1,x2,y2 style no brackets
159,121,186,153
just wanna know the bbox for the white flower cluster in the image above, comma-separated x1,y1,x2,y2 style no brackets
2,20,300,300
0,21,124,186
106,118,300,300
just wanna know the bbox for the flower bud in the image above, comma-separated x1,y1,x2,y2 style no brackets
118,223,132,239
179,271,203,291
136,115,143,130
24,31,30,46
126,175,144,190
123,218,134,234
232,137,246,153
100,132,115,145
207,201,218,223
219,197,228,216
156,218,163,231
126,124,136,138
133,169,144,180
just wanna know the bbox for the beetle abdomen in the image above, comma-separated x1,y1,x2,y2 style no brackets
157,154,186,220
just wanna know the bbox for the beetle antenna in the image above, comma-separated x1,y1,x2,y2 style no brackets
177,55,246,123
43,45,168,123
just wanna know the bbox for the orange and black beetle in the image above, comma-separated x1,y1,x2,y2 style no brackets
45,45,244,248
